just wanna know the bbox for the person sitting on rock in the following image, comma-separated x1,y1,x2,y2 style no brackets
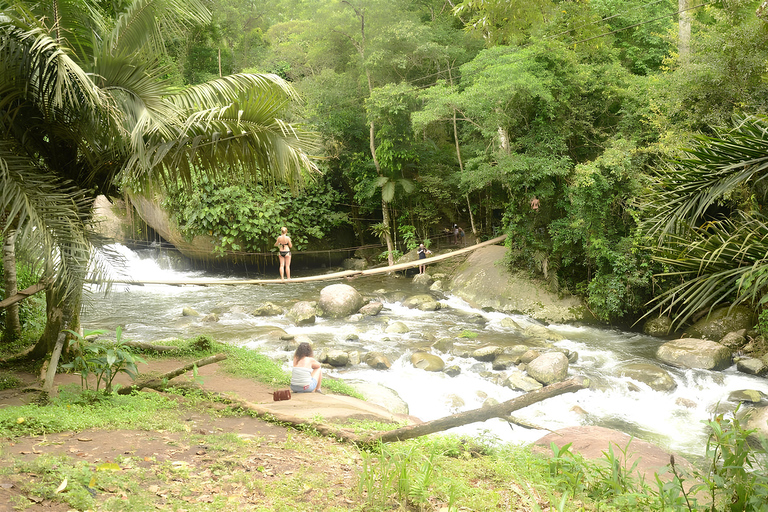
291,342,323,393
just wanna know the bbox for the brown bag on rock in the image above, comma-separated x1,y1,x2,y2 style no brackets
273,389,291,401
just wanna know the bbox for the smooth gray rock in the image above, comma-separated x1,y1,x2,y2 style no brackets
326,349,350,367
643,315,673,337
492,355,519,370
444,365,461,377
741,405,768,444
656,338,732,371
359,302,383,316
182,307,200,317
527,352,569,385
505,371,543,392
363,352,391,370
318,284,365,319
501,317,522,330
385,321,410,334
410,351,445,372
617,363,677,392
348,380,408,415
720,329,748,349
286,301,318,326
412,273,434,286
736,357,767,376
251,302,284,316
520,350,542,364
472,345,502,362
448,245,593,324
729,389,765,403
686,305,756,341
402,294,436,309
523,325,566,342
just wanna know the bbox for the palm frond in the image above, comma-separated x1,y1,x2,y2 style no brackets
0,140,93,299
105,0,210,56
647,212,768,327
641,115,768,242
0,14,104,115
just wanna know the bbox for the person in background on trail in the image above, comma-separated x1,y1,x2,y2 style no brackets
417,243,432,274
453,224,459,244
275,226,292,281
530,196,540,211
457,226,465,246
291,342,323,393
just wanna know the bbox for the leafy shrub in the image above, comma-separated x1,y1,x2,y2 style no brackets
61,327,145,394
163,175,348,254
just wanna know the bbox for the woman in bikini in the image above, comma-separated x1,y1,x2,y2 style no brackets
275,226,292,281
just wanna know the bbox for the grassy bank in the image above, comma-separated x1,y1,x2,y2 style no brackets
1,336,767,511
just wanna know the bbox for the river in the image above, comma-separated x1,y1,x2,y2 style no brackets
81,244,768,462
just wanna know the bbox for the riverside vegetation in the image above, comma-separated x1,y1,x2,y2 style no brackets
1,332,768,511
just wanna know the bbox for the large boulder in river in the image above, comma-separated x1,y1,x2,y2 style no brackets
286,301,318,326
359,302,383,316
740,405,768,445
617,363,677,392
685,305,756,341
656,338,732,370
403,294,438,309
363,352,392,370
318,284,365,318
447,245,594,324
410,351,445,372
526,352,569,385
643,315,673,337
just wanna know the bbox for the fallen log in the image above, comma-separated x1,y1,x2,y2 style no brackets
361,376,590,444
117,353,226,395
193,376,588,446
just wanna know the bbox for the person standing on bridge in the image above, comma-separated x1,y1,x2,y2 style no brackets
275,226,293,281
417,243,432,274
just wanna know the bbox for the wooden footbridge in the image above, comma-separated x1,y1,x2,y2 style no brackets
0,235,507,308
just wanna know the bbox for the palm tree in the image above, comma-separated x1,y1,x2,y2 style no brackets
0,0,318,368
641,115,768,327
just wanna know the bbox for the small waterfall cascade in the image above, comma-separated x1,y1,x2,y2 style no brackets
82,244,768,460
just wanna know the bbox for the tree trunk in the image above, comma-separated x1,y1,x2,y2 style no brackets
2,229,21,340
363,377,589,444
679,0,691,63
117,353,227,395
30,278,81,360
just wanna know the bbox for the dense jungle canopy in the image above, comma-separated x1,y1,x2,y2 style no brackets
3,0,768,361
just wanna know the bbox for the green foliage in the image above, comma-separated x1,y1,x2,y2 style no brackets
0,391,187,438
358,442,442,509
163,174,348,254
0,371,22,390
641,116,768,328
690,411,768,511
458,330,478,339
61,327,145,394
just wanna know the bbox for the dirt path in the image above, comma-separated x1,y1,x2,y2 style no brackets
0,358,400,511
